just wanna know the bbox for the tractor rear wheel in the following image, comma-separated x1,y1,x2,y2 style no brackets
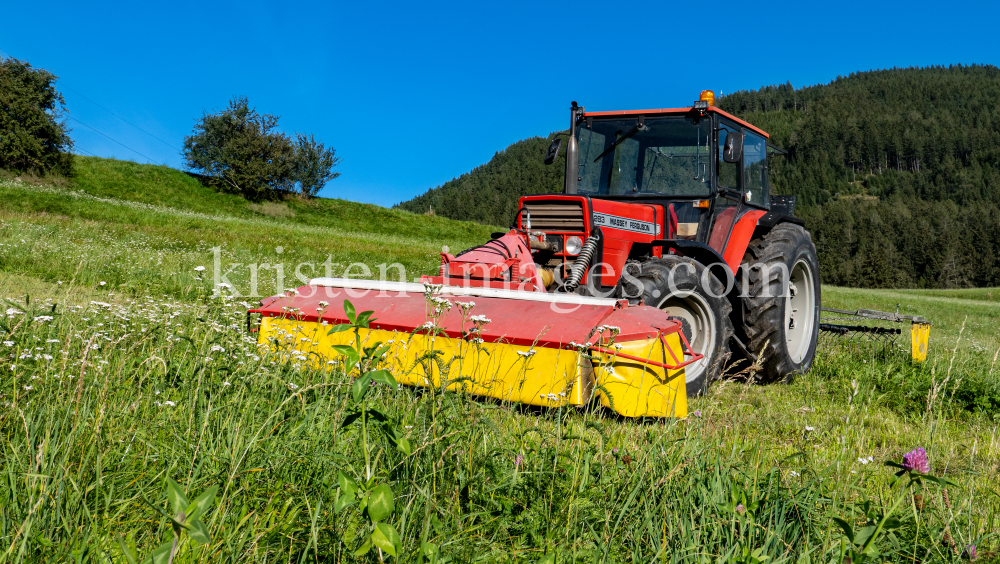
740,223,821,383
637,256,733,397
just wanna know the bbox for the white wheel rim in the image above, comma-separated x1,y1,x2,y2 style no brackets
657,292,715,384
784,258,816,363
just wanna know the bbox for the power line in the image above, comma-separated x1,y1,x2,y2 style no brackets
67,116,157,164
62,85,182,151
1,45,182,156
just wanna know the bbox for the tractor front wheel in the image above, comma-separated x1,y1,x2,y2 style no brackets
740,223,821,383
637,256,733,397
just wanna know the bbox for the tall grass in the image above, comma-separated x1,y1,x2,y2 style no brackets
1,289,997,562
1,160,998,561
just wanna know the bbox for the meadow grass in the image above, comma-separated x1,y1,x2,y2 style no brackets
0,159,998,562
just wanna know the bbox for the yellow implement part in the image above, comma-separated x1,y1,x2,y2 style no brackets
258,316,687,418
592,332,687,418
911,322,931,363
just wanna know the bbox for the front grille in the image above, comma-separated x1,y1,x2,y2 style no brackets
520,200,585,232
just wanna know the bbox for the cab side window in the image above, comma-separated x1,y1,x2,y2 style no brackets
717,124,740,190
743,132,767,206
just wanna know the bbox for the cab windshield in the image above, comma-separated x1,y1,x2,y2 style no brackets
576,116,712,196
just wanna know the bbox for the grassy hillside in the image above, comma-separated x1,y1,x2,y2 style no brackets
397,65,1000,290
0,158,997,561
0,156,496,299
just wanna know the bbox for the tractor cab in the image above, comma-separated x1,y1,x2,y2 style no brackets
556,91,784,258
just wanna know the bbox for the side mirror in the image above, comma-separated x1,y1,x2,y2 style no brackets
544,138,563,165
722,130,744,163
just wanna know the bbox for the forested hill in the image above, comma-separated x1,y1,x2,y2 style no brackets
397,65,1000,289
396,134,566,226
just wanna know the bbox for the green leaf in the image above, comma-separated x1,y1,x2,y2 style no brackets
854,524,878,547
353,537,372,557
344,300,356,324
367,484,395,522
537,553,556,564
187,485,217,522
149,541,174,564
188,520,211,545
352,373,374,403
356,310,375,327
341,411,363,430
332,344,358,356
117,536,137,564
832,517,855,543
881,516,903,530
372,523,400,557
334,491,357,514
338,471,359,496
396,436,412,456
165,479,189,515
421,541,438,558
327,324,353,335
367,369,397,387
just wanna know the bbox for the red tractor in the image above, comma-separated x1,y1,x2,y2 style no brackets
430,91,821,395
256,91,821,410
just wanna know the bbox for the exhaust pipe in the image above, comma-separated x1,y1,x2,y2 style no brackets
565,101,579,194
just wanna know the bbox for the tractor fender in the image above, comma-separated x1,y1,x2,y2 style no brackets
750,211,805,241
650,239,728,276
721,210,768,273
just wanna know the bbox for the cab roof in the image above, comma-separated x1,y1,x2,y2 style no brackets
581,106,769,139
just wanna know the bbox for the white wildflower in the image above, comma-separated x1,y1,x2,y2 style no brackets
805,426,815,432
517,350,537,358
3,341,13,346
163,400,176,407
194,266,206,272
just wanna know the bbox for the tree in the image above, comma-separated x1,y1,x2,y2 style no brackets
183,96,296,200
293,133,341,197
0,57,73,175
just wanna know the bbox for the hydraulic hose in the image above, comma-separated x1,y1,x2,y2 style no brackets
563,236,599,292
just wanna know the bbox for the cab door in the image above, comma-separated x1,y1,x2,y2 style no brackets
706,120,744,255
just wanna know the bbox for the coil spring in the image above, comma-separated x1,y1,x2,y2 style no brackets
563,236,599,292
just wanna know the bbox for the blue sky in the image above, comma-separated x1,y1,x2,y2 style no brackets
3,0,999,207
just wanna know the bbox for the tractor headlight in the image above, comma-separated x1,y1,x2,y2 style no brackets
565,236,584,256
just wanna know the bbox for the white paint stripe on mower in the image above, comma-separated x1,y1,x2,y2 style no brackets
308,278,619,306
